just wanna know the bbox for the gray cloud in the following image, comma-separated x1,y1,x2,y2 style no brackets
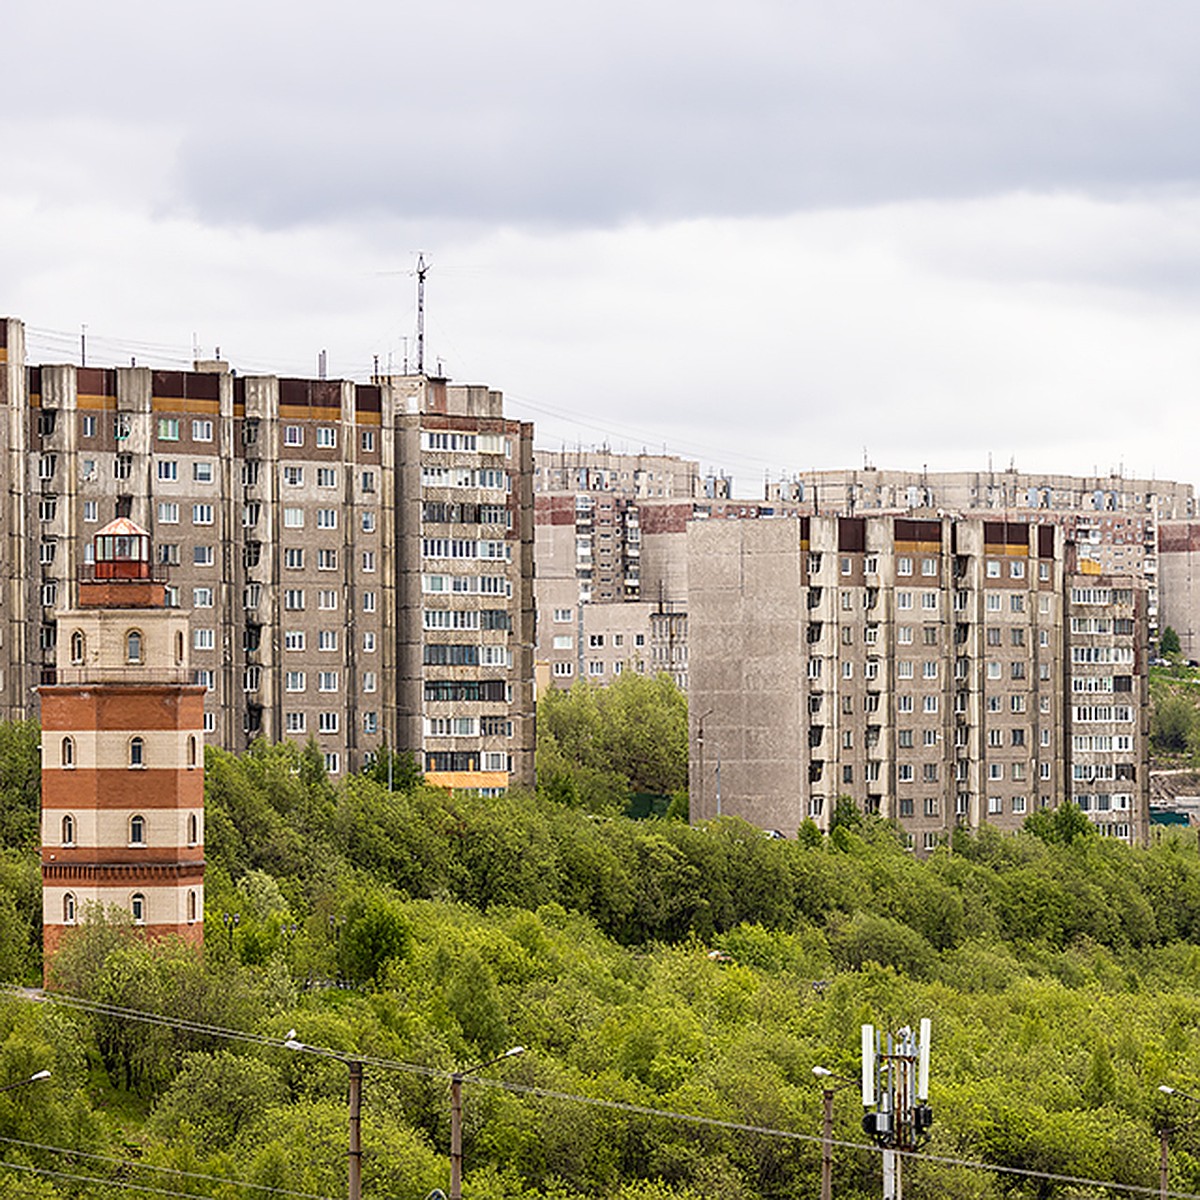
8,0,1200,229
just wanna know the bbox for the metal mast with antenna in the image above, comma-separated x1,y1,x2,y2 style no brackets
415,253,428,375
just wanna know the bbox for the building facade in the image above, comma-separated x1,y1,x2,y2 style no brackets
40,519,205,961
1,317,535,790
687,515,1149,848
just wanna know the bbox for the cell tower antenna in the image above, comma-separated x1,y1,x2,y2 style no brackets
415,253,428,375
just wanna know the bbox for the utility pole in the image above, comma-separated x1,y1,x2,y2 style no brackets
448,1047,524,1200
860,1021,933,1200
348,1059,362,1200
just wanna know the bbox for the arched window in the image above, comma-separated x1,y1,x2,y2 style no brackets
129,814,146,845
175,631,184,665
129,736,144,768
131,893,146,924
63,893,76,925
187,813,199,846
187,890,197,923
61,814,75,845
187,736,197,769
70,630,86,665
126,629,142,664
61,736,74,767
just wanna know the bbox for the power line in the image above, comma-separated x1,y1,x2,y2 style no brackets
3,989,1190,1198
0,1136,335,1199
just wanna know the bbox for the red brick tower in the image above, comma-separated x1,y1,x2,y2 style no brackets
40,518,205,963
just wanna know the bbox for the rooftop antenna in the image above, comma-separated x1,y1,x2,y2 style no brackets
415,253,428,374
80,324,87,367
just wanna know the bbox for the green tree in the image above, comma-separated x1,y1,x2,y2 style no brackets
1152,692,1198,755
1162,625,1183,658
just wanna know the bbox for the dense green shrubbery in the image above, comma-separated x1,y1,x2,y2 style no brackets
6,726,1200,1196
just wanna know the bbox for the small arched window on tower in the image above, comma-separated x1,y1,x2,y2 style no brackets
129,814,146,845
70,630,86,665
63,893,76,925
175,630,184,665
61,736,75,768
187,812,199,846
129,736,144,768
131,893,146,925
187,735,198,769
61,814,75,845
187,890,197,924
126,629,143,664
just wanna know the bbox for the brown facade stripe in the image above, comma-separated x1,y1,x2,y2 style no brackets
42,771,204,809
42,861,205,882
40,687,206,730
43,847,204,865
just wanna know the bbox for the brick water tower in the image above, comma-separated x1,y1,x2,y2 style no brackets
40,518,205,963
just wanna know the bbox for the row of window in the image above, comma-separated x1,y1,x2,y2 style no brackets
58,735,200,769
58,812,200,846
61,889,199,926
282,465,377,491
282,711,380,735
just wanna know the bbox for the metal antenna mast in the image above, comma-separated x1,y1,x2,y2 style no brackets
415,253,428,375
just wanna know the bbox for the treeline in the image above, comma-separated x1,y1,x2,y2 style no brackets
6,715,1200,1195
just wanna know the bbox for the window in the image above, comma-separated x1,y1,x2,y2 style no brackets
922,557,938,577
157,460,178,482
192,504,213,525
317,509,337,529
361,470,376,493
898,626,913,645
362,551,376,572
284,425,303,446
70,630,85,664
193,587,214,608
363,671,378,692
158,502,179,524
363,632,376,652
83,500,98,523
898,556,913,576
193,545,214,566
284,630,305,651
316,426,337,448
898,695,914,713
193,629,215,650
324,753,340,775
286,712,307,733
284,590,305,611
318,590,338,610
362,511,376,533
192,419,213,442
363,711,378,734
317,549,337,571
318,671,338,692
897,592,912,610
923,763,938,782
361,430,375,452
187,739,198,771
82,414,97,437
318,712,339,733
1010,560,1025,579
131,893,146,924
157,417,179,441
317,467,337,487
363,592,377,613
126,630,143,663
285,671,306,692
283,508,305,528
554,608,573,622
318,630,338,651
64,893,76,924
283,465,303,486
923,696,938,714
283,547,304,570
898,729,913,748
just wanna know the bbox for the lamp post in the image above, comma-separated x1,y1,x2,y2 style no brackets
0,1070,50,1094
285,1031,362,1200
1156,1084,1200,1200
812,1066,857,1200
449,1047,525,1200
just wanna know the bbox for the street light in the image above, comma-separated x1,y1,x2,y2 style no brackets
812,1066,857,1200
0,1070,50,1094
284,1031,363,1200
450,1047,525,1200
1156,1085,1200,1200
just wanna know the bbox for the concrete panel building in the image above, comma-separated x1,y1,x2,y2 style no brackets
1,317,535,791
688,515,1149,848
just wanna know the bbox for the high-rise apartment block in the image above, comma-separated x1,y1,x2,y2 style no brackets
688,515,1149,848
1,317,534,790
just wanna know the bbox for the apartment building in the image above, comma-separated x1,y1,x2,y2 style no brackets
687,515,1149,848
0,317,535,790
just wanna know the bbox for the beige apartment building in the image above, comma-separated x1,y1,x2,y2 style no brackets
688,515,1149,849
0,317,535,790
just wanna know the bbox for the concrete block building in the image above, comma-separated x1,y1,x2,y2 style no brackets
0,317,535,791
687,515,1149,848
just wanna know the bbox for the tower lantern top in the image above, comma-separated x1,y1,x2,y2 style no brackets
92,518,152,581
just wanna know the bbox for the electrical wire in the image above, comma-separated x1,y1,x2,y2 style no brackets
0,1136,334,1199
3,988,1192,1198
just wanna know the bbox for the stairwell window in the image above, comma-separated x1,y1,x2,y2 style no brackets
129,813,146,843
61,737,75,769
61,814,75,844
126,630,143,663
64,893,76,924
129,739,145,769
131,893,146,924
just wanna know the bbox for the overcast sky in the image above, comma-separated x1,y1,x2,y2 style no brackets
3,0,1200,494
